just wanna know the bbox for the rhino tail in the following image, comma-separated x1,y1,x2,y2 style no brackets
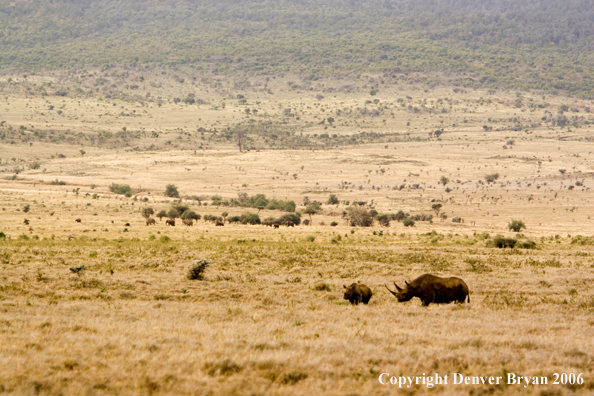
467,294,470,304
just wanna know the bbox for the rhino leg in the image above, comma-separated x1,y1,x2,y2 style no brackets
421,295,434,306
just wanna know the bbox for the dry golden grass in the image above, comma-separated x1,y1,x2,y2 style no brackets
1,75,594,395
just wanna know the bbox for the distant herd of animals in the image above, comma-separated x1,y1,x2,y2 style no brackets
344,274,470,306
72,218,470,307
74,218,297,227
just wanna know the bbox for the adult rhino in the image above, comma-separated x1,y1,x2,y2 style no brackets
385,274,469,306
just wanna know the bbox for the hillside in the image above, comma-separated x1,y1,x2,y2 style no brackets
1,0,594,97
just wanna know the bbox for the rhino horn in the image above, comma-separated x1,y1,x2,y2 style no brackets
404,280,410,287
385,284,398,296
394,282,403,292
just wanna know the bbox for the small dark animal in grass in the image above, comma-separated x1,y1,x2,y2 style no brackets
385,274,470,306
125,222,130,227
182,219,194,226
146,218,156,226
273,224,280,229
215,220,224,226
165,219,175,226
75,218,81,223
343,283,373,305
285,221,295,227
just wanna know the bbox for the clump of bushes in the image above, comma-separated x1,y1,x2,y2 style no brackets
403,218,415,227
487,235,517,248
110,183,132,197
188,259,209,280
214,193,296,212
486,235,537,249
240,212,261,225
279,212,301,225
345,206,373,227
571,235,594,245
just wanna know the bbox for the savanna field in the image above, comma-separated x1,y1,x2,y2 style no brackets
1,133,594,395
2,1,594,393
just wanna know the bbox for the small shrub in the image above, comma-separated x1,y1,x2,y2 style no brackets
330,221,338,226
403,217,415,227
313,282,332,291
159,235,171,243
69,265,86,275
327,194,339,205
205,359,242,376
376,214,390,227
571,235,594,245
304,235,315,242
50,179,66,185
484,173,500,183
465,258,492,273
516,239,537,249
428,256,451,271
508,219,526,232
187,259,209,280
483,290,527,309
487,235,517,248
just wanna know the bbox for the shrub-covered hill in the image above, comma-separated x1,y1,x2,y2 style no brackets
1,0,594,97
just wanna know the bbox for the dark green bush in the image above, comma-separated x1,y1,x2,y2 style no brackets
487,235,517,248
187,259,209,280
240,212,261,225
403,218,415,227
110,183,132,196
280,212,301,225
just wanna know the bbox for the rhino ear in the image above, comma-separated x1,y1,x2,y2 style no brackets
343,285,347,289
405,280,410,287
394,282,403,292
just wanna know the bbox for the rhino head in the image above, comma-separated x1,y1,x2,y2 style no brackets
385,281,415,302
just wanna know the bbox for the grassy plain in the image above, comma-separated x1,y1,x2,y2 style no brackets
1,74,594,395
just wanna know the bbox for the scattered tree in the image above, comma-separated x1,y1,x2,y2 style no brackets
156,210,167,221
164,184,180,198
508,219,526,232
431,203,443,215
304,203,321,223
141,207,154,219
345,206,373,227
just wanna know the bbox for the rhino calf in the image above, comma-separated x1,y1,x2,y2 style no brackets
385,273,469,306
343,283,373,305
